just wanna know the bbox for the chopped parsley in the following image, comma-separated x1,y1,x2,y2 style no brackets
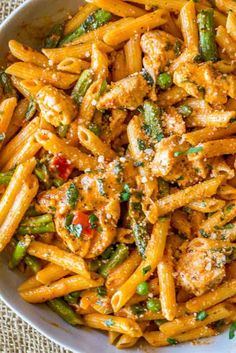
199,229,210,238
88,123,101,136
66,183,79,209
224,223,234,230
97,178,106,196
0,132,5,142
89,214,98,229
105,319,114,327
229,321,236,339
66,223,83,238
167,338,178,345
137,138,146,151
225,204,235,213
196,311,208,321
120,184,131,202
142,265,151,275
134,161,144,167
97,286,107,297
177,105,193,117
174,40,182,55
132,202,142,211
131,304,145,316
174,146,203,157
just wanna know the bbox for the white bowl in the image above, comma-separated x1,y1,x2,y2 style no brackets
0,1,236,352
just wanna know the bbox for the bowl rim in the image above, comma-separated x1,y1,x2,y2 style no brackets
0,3,80,351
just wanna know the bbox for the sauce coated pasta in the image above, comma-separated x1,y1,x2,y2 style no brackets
1,0,236,349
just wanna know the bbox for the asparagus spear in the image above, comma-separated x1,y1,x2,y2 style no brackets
131,222,149,258
0,170,14,185
8,236,31,269
143,101,164,142
44,23,64,48
59,9,112,46
25,99,37,121
71,69,93,105
17,214,55,235
24,255,42,273
64,291,81,304
0,71,15,95
47,298,83,325
197,9,219,62
99,244,129,278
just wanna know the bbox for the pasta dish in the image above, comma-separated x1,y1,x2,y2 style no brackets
1,0,236,348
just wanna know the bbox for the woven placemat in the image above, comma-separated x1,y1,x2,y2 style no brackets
0,1,72,352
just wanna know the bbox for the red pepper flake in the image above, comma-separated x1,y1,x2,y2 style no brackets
49,155,73,181
73,211,94,239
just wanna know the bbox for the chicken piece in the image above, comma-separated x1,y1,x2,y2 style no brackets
36,160,130,257
177,239,226,296
36,85,78,127
173,62,236,105
141,30,182,80
162,107,186,136
97,74,150,111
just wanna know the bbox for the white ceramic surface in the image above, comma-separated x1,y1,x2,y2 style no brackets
0,1,236,352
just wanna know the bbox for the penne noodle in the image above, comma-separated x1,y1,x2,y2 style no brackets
18,276,42,292
156,177,224,216
84,313,142,337
0,158,36,226
43,40,113,64
86,0,146,17
2,135,41,171
35,129,97,171
36,263,71,285
0,175,38,252
0,97,17,148
5,62,79,89
103,9,168,46
186,279,236,312
183,122,236,145
27,241,90,279
188,139,236,161
124,34,142,75
9,40,48,67
57,57,90,74
180,1,198,50
112,50,128,82
216,25,236,60
158,252,177,321
78,126,116,161
226,11,236,42
64,3,98,35
144,326,216,347
111,218,169,312
159,303,231,336
4,98,29,143
20,274,104,303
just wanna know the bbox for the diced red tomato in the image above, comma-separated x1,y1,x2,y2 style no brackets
73,211,94,238
49,155,73,181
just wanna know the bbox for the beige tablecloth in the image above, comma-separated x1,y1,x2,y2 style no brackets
0,1,72,352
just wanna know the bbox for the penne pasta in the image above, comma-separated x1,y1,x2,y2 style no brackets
9,40,48,67
64,3,98,35
156,177,224,216
86,0,146,17
43,41,113,64
5,62,79,89
20,274,104,303
0,174,38,252
84,313,142,337
124,35,142,75
27,241,90,279
103,9,168,46
35,129,97,171
111,218,169,312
